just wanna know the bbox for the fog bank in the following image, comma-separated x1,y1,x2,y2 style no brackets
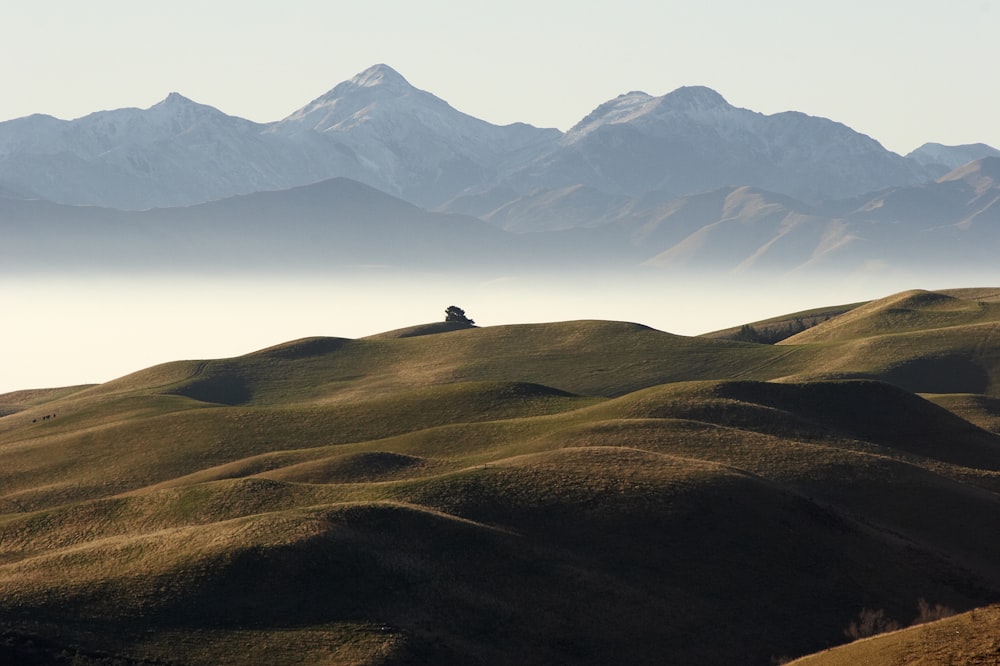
3,270,995,394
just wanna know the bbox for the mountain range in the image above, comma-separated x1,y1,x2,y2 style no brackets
2,63,999,276
3,155,998,277
2,64,995,211
0,64,560,210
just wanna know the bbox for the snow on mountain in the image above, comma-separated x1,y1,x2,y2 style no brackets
0,94,351,209
0,94,264,157
278,64,425,132
566,86,737,141
271,64,561,207
0,65,976,217
490,85,936,208
0,64,560,210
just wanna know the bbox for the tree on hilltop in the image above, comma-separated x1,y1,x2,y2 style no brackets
445,305,475,325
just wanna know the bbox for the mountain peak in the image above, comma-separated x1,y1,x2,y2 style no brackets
349,64,411,90
157,92,197,106
145,92,217,116
660,85,729,110
567,91,656,135
909,142,1000,170
145,92,228,120
567,86,732,138
292,64,416,114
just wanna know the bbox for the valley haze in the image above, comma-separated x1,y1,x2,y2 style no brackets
5,4,1000,662
4,49,1000,665
2,64,999,393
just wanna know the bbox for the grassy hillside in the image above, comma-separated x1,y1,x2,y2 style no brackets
2,288,1000,664
702,301,865,343
786,604,1000,665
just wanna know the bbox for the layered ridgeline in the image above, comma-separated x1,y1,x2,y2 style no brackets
4,63,1000,277
0,65,559,210
3,288,1000,664
3,156,999,276
1,62,996,215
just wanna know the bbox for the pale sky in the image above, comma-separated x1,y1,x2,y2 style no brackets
2,0,998,155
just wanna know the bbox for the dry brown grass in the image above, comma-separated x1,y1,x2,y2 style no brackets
3,289,1000,664
788,604,1000,665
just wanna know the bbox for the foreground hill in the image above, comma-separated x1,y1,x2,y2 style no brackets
787,604,1000,665
2,289,1000,664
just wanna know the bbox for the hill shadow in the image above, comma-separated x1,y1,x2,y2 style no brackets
882,354,990,395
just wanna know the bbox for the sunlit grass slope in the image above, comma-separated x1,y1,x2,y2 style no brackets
702,301,865,342
2,290,1000,664
783,289,1000,343
164,319,803,404
775,289,1000,396
786,604,1000,665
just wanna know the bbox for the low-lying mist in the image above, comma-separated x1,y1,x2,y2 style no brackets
4,267,997,394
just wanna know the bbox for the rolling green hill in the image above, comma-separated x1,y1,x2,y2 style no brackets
3,288,1000,664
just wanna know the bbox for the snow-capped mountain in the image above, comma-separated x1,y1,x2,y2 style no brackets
0,93,357,209
475,85,937,215
0,64,559,210
270,64,560,207
0,63,994,221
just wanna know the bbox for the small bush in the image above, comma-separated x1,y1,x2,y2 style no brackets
732,319,809,344
914,597,956,625
844,607,901,640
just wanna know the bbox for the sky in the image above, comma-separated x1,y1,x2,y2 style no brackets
2,0,998,155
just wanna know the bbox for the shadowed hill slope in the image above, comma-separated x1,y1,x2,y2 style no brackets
3,290,1000,664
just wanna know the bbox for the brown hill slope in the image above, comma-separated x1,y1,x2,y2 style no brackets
3,292,1000,664
786,604,1000,665
775,289,1000,396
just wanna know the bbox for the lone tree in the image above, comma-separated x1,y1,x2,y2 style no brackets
445,305,475,326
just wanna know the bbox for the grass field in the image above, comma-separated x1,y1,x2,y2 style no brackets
2,288,1000,664
786,604,1000,665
